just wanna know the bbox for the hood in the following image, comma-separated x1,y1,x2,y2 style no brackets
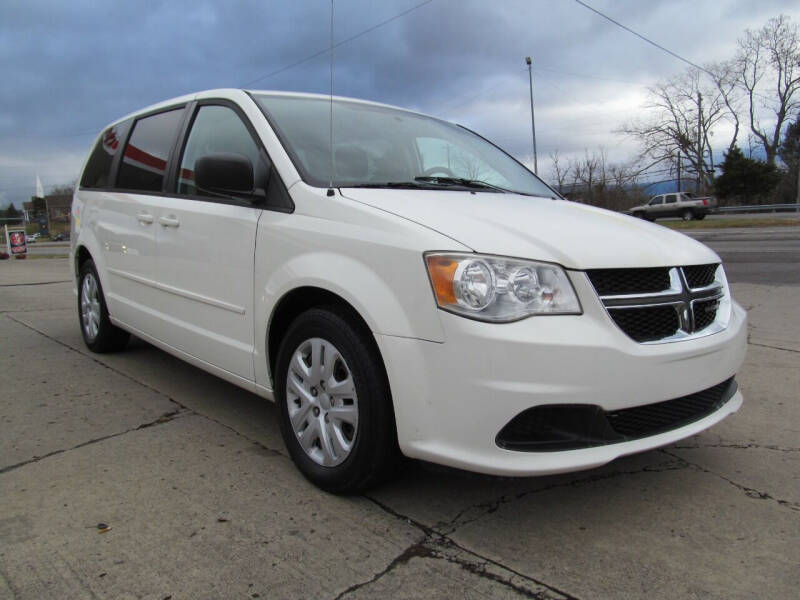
339,189,719,269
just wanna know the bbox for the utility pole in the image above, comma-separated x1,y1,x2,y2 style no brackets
676,152,681,192
525,56,538,175
697,91,703,194
795,158,800,213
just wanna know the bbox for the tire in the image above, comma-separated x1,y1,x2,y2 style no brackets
695,214,706,220
78,259,130,353
632,212,644,219
275,306,397,493
682,209,694,221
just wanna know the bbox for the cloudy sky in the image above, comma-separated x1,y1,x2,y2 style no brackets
1,0,798,207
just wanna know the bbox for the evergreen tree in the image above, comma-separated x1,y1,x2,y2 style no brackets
714,147,779,201
5,203,21,219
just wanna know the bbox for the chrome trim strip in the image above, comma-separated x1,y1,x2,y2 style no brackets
606,300,683,310
687,282,722,293
598,267,682,300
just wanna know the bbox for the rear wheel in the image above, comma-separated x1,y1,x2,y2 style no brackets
275,306,397,493
78,259,130,353
682,209,694,221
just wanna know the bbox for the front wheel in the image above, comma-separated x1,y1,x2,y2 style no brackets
275,306,397,493
78,259,130,352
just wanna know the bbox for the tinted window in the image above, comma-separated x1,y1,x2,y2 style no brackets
665,194,677,204
179,105,264,196
80,120,130,188
117,109,184,192
649,197,663,205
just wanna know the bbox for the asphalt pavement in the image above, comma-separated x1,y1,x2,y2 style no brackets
1,228,798,599
689,228,800,285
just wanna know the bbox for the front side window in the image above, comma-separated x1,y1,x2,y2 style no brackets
649,197,663,205
117,109,184,192
178,105,264,196
81,120,131,189
254,94,556,198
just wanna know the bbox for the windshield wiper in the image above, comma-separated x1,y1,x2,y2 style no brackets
414,176,521,194
347,181,437,190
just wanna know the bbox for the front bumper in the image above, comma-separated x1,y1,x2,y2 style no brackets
375,273,747,476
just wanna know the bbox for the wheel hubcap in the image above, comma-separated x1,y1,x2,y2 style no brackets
286,338,359,467
80,273,101,342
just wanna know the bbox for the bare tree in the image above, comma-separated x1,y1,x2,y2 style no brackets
707,60,743,158
619,67,735,193
570,149,605,204
735,15,800,164
451,150,485,181
549,150,568,194
49,182,76,197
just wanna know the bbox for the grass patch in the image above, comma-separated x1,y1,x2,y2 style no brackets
662,217,800,230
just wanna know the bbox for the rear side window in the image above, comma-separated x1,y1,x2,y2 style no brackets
665,194,677,203
80,120,131,188
178,105,264,196
117,109,184,192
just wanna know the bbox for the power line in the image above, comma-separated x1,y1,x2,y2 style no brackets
242,0,434,87
572,0,714,78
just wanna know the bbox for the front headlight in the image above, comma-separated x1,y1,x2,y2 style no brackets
425,253,582,322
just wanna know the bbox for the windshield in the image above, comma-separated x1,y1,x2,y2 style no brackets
253,94,557,198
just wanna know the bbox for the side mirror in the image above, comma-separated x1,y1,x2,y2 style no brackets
195,153,254,197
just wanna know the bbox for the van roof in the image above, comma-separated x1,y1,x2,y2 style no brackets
104,89,431,131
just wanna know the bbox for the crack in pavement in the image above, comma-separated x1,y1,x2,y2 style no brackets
660,449,800,512
0,409,188,475
0,280,71,287
334,495,580,600
435,458,688,536
748,341,800,354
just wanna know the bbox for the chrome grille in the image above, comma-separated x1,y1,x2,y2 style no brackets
587,265,724,343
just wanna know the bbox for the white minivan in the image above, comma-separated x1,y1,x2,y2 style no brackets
72,89,747,492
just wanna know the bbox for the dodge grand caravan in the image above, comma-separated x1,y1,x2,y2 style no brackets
71,89,747,492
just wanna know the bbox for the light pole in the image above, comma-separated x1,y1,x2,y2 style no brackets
525,56,538,175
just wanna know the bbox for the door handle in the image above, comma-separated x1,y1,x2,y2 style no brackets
158,215,180,228
136,212,154,224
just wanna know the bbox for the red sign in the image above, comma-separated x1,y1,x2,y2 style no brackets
8,231,27,255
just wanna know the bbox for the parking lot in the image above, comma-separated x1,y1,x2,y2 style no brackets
1,227,798,599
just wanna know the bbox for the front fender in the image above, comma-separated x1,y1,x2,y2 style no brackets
253,248,447,391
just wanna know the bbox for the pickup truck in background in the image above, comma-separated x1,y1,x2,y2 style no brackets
629,192,717,221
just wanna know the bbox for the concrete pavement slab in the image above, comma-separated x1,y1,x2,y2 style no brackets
0,415,422,600
447,464,800,600
0,258,71,286
10,308,289,457
0,316,177,470
0,282,73,314
732,282,800,353
668,445,800,509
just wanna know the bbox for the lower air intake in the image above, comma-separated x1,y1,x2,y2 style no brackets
496,379,736,452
